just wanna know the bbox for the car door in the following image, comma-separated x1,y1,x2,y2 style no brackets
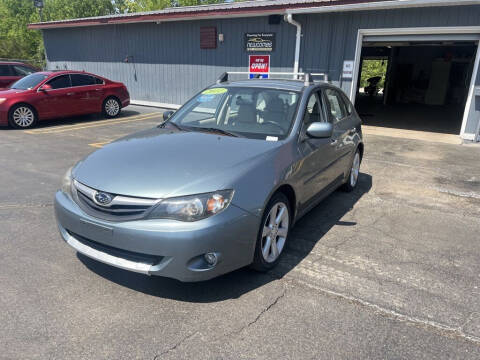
35,74,76,119
322,88,355,175
0,65,19,88
70,74,104,114
296,89,341,208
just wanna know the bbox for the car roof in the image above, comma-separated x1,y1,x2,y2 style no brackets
213,79,329,92
0,61,28,65
37,70,103,78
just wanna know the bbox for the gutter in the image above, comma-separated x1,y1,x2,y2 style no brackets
286,0,480,15
284,14,302,79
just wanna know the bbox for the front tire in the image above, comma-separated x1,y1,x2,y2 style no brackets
8,104,37,129
251,193,291,272
102,97,121,118
341,149,361,192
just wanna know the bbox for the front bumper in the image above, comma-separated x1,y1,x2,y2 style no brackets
54,191,259,281
122,98,130,107
0,108,8,126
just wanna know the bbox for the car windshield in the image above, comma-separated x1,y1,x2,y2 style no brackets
10,73,49,90
170,86,300,140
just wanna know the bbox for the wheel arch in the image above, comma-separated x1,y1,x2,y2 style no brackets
266,183,297,224
103,95,122,107
357,142,364,162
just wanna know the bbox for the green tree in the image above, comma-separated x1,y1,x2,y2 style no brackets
0,0,118,62
0,0,236,63
360,59,388,89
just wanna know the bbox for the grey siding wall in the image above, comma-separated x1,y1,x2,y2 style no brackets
44,17,296,105
43,4,480,136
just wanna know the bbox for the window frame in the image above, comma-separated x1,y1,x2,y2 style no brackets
45,74,72,90
70,73,97,88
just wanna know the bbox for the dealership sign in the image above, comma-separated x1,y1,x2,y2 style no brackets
245,33,275,52
249,55,270,79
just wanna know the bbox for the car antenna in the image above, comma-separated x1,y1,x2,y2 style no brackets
217,72,228,84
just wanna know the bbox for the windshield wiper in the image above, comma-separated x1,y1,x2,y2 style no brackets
197,127,240,137
159,121,184,131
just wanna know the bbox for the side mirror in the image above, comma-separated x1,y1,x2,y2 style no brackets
163,110,174,121
306,122,333,138
40,84,52,91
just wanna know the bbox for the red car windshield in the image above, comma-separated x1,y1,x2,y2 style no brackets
10,73,49,90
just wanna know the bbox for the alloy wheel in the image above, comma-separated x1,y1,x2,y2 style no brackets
261,202,289,263
13,106,35,128
105,99,120,116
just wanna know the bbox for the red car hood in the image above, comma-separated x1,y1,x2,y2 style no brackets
0,88,28,97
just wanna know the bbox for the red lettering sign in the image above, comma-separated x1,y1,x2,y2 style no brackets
249,55,270,74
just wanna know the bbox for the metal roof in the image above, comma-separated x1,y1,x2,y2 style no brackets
27,0,475,29
27,0,385,29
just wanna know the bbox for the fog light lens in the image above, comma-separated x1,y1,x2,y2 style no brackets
204,252,218,266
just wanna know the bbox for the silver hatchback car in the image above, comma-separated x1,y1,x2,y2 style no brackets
55,74,364,282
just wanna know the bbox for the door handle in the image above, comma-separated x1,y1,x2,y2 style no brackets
67,92,75,96
95,88,102,91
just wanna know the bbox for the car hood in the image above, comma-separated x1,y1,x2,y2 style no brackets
0,88,28,97
73,127,283,199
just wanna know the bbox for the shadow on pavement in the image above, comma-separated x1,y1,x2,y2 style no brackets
0,109,145,130
78,173,372,302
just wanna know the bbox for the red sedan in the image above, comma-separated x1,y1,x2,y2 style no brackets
0,71,130,128
0,61,38,88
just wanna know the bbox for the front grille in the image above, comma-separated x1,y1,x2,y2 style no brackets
72,180,159,222
67,230,163,265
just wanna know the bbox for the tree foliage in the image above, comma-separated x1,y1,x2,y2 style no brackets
0,0,229,64
360,59,388,89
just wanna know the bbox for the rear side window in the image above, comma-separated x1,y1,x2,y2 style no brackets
71,74,95,87
324,88,347,122
13,65,35,76
94,77,104,85
47,75,71,89
0,65,13,76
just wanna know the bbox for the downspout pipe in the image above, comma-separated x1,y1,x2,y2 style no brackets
284,14,301,79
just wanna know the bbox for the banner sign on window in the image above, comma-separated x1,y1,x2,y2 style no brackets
249,55,270,79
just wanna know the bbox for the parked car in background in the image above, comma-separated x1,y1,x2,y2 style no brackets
0,61,38,88
54,73,364,282
0,70,130,128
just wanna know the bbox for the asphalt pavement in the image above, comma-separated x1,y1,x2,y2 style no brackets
1,105,480,359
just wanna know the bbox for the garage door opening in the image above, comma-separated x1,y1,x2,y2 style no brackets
355,40,478,135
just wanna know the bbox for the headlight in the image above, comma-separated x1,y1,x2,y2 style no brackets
0,98,6,105
61,167,73,195
148,190,234,222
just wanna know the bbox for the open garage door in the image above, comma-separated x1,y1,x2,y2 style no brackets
354,33,479,136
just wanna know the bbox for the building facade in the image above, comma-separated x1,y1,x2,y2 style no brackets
30,0,480,141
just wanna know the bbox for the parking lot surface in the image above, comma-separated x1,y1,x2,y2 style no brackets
1,105,480,359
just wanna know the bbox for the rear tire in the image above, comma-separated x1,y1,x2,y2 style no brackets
251,193,291,272
341,149,361,192
102,97,121,118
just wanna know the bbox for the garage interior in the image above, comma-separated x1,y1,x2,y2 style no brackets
355,39,478,135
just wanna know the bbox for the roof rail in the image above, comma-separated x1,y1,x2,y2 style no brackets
216,71,328,85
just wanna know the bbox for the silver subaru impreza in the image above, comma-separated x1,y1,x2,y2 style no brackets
55,74,363,282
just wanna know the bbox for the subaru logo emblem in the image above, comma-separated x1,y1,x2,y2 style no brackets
94,191,113,206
